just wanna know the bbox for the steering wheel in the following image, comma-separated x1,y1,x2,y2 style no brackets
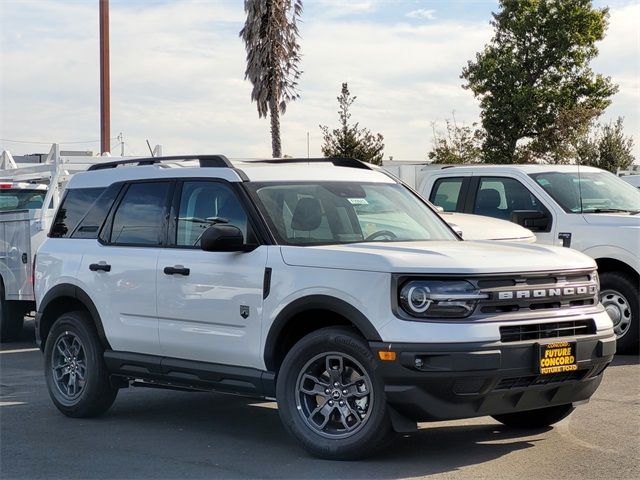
365,230,398,241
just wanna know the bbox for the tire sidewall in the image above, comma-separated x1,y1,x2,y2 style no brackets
276,328,390,459
600,271,639,354
44,312,106,414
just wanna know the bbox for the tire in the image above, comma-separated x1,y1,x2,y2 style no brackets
276,327,391,460
492,404,575,428
44,311,118,417
600,271,639,355
0,283,24,342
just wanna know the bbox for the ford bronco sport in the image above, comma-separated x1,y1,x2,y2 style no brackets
34,156,615,459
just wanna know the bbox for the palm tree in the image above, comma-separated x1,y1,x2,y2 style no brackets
240,0,303,158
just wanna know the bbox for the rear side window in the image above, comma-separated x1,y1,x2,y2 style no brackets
109,182,170,246
0,189,46,211
430,178,463,212
50,188,105,238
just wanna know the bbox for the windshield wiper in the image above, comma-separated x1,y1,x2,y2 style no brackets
584,208,640,214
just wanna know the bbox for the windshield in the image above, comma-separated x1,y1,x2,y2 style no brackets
247,182,457,245
530,171,640,214
0,189,46,211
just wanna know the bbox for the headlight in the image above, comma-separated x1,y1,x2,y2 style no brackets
399,280,489,319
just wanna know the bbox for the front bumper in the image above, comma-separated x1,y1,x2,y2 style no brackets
370,332,616,422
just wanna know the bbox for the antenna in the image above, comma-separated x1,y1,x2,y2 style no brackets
146,139,155,157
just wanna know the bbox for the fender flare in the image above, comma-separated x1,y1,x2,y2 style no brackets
38,283,111,349
263,295,382,371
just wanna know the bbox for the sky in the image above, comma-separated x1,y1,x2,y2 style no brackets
0,0,638,161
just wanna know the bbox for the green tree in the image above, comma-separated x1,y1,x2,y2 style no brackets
320,83,385,165
576,117,635,173
462,0,618,163
428,117,484,164
240,0,303,158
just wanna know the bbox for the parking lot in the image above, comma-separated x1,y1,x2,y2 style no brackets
0,320,637,480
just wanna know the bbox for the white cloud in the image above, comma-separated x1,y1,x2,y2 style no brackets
0,1,637,161
406,9,437,20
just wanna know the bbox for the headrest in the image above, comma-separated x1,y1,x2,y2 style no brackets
476,188,501,209
291,197,322,231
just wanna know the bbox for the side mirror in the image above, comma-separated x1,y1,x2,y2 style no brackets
200,225,246,252
434,205,445,213
448,223,463,238
510,210,550,232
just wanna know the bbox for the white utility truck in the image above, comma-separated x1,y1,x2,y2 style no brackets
0,144,148,340
392,163,639,354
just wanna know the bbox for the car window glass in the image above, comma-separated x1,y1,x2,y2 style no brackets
0,190,47,211
474,177,542,220
250,182,455,245
430,178,463,212
110,182,170,245
71,184,122,239
50,188,105,238
176,181,248,246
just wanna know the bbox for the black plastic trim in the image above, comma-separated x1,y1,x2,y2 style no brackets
104,351,276,397
263,295,382,371
37,283,111,350
87,155,234,171
263,267,272,299
246,157,372,170
370,333,615,422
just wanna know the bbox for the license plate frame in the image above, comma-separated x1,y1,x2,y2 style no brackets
537,341,578,375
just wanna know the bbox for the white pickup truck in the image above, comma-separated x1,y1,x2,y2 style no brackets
411,164,639,354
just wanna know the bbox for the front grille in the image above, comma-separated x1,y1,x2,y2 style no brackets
494,370,587,391
473,270,599,315
500,319,596,342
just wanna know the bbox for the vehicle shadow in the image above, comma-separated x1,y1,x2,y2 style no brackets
608,353,639,366
95,388,548,479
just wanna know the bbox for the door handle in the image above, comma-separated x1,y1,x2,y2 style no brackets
89,263,111,272
163,265,190,276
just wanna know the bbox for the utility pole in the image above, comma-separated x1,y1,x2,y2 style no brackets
99,0,110,154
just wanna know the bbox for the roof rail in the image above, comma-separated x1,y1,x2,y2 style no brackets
87,155,233,171
244,157,372,170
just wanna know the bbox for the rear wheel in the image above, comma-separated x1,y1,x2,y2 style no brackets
0,283,24,342
276,327,391,460
44,311,118,417
600,271,639,355
492,404,575,428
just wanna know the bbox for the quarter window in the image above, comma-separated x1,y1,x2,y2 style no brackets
50,188,105,238
110,182,170,246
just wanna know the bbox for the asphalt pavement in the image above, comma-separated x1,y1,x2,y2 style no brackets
1,319,639,480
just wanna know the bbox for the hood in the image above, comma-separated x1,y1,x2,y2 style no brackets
583,213,640,227
443,212,536,242
280,240,595,274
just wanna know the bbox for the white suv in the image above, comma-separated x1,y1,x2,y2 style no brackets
35,156,615,460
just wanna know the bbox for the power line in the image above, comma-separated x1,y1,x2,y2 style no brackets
0,137,119,145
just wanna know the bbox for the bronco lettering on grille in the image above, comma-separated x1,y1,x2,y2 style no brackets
497,285,597,300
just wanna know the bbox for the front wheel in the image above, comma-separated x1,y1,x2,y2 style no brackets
600,271,639,355
276,327,391,460
44,311,118,417
492,404,575,428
